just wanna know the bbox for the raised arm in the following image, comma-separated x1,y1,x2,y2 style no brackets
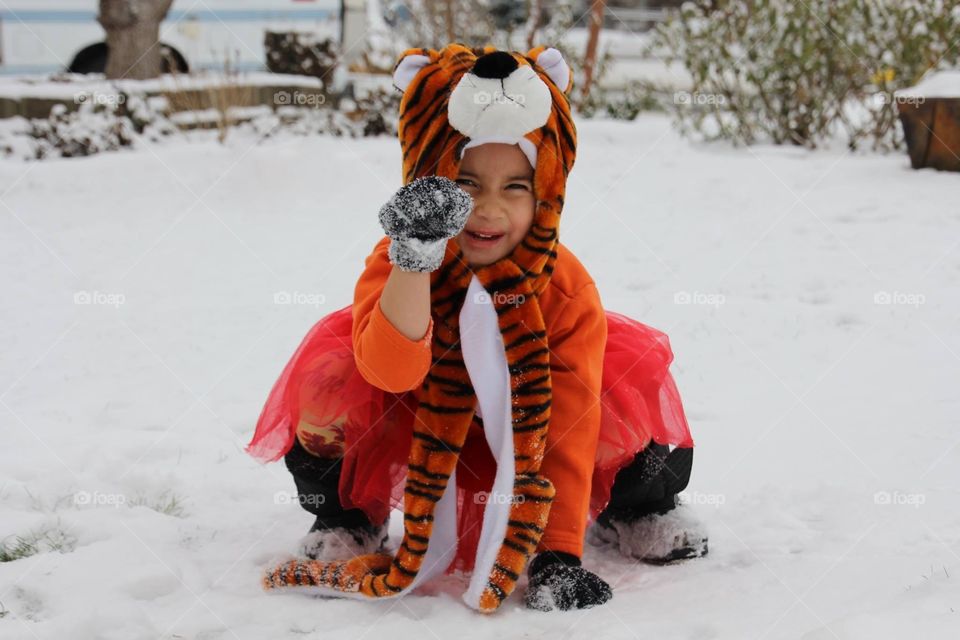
352,175,472,393
352,237,434,393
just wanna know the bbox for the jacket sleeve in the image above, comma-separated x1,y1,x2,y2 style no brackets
352,236,434,393
535,282,607,559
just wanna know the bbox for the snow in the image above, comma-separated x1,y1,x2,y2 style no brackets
0,72,328,100
0,113,958,638
589,503,709,564
895,70,960,99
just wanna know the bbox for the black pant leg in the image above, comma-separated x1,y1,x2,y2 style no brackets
599,442,694,523
283,436,374,530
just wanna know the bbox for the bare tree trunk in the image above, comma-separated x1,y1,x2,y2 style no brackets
579,0,605,108
98,0,174,80
526,0,543,50
445,0,455,44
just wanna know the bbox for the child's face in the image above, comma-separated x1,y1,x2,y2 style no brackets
453,143,536,268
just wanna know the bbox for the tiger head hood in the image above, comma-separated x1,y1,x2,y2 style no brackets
263,43,578,614
392,42,577,292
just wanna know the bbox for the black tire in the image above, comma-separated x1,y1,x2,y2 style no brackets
68,42,189,74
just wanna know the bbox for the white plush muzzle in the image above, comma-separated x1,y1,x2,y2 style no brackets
447,63,553,140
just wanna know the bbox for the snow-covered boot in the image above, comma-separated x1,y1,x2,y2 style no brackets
284,437,389,561
587,443,708,564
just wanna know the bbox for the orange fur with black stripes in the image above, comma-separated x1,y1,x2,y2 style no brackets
262,43,576,612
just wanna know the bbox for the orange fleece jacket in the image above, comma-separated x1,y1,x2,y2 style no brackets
352,235,607,559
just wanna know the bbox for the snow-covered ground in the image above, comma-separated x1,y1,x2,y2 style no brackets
0,113,957,638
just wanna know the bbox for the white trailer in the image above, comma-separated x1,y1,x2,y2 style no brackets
0,0,360,76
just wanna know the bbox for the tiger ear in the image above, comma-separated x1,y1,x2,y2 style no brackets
392,50,432,92
529,47,572,94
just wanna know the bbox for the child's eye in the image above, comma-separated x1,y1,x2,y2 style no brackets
506,183,530,191
455,178,477,188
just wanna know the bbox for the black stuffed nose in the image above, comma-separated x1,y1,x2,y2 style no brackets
472,51,519,80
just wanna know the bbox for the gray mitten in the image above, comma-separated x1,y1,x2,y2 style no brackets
378,176,473,272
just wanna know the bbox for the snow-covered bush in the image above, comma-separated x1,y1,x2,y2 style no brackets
602,81,667,120
28,101,137,159
569,48,613,118
350,86,401,137
571,56,668,122
2,78,399,160
257,86,400,140
18,91,180,160
652,0,960,150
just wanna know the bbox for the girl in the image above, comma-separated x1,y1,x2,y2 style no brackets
248,44,706,614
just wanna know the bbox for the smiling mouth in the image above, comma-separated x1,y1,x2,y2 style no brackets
463,230,506,248
466,230,504,240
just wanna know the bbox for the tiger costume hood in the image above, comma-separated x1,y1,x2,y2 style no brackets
263,42,577,613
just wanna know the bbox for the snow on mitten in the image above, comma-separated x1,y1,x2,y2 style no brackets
524,551,613,611
378,176,474,272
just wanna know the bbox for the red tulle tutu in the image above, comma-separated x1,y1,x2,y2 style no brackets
246,305,693,574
